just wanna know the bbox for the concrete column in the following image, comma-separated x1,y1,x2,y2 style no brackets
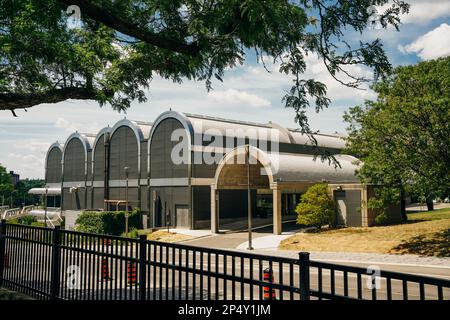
273,188,282,235
211,185,219,234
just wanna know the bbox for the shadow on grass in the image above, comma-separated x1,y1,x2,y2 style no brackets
391,229,450,257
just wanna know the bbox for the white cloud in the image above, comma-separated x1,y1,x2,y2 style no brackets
20,141,50,153
54,116,102,135
398,0,450,25
374,1,450,26
55,117,71,131
208,89,271,108
5,153,45,179
399,23,450,60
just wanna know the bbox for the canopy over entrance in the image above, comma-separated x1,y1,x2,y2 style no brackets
28,188,61,196
211,145,360,235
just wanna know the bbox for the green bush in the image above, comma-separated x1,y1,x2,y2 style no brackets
374,212,390,226
75,209,142,236
295,183,335,229
74,212,104,234
120,228,140,239
8,215,44,226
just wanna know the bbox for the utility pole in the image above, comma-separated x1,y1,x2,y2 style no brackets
124,166,129,238
44,187,48,227
247,145,253,250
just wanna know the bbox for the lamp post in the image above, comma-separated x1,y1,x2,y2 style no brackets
44,187,48,227
247,145,253,250
124,166,130,237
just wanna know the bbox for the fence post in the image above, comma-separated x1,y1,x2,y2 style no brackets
139,235,147,300
0,219,6,287
299,252,310,300
50,226,62,299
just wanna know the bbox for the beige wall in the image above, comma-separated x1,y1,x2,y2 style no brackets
329,184,402,227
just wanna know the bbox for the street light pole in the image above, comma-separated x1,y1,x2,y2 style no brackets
44,187,48,227
247,145,253,250
124,166,129,238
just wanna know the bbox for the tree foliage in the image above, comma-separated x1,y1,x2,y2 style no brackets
0,164,44,207
0,164,14,205
75,209,142,235
295,183,335,228
0,0,409,140
344,56,450,211
13,178,45,206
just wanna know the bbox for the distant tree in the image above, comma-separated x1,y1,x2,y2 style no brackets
14,179,45,207
0,0,409,146
295,183,335,229
0,164,14,206
344,57,450,215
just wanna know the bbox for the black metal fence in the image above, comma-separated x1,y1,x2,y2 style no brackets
0,221,449,300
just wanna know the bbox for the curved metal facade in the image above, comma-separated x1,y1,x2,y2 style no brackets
62,133,95,210
149,117,189,227
53,110,363,231
45,143,63,186
91,127,111,209
108,120,151,213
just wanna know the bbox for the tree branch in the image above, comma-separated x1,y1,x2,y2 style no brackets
0,87,100,115
58,0,201,56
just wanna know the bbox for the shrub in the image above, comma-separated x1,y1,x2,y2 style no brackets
75,208,142,236
295,183,335,229
9,215,43,226
374,212,390,226
75,212,105,234
120,228,140,239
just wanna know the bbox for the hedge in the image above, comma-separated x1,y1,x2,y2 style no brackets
75,209,142,236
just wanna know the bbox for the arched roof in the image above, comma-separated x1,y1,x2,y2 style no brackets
63,132,96,157
148,110,345,150
109,119,152,177
110,118,152,142
92,126,112,156
214,145,275,185
45,142,63,167
62,132,96,178
214,145,360,187
148,110,194,144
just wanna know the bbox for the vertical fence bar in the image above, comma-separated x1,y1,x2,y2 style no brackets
50,226,61,299
437,286,443,300
289,263,294,300
299,252,310,300
419,283,425,301
139,235,147,300
357,273,362,299
402,280,408,300
0,220,6,287
318,267,323,300
386,277,392,300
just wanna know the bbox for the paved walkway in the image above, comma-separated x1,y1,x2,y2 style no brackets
406,202,450,212
244,249,450,268
172,213,450,270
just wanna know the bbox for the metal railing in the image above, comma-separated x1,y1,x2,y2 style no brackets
2,208,22,220
0,221,449,300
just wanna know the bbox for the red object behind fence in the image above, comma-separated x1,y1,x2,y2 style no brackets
263,267,276,300
127,261,137,285
101,258,110,280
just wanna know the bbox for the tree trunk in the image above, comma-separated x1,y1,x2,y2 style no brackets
400,198,407,221
426,197,434,211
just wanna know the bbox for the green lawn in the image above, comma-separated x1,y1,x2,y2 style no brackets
280,207,450,257
407,207,450,221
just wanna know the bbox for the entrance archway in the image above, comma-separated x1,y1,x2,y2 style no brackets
211,146,283,234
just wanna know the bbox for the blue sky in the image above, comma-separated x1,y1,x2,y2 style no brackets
1,0,450,178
